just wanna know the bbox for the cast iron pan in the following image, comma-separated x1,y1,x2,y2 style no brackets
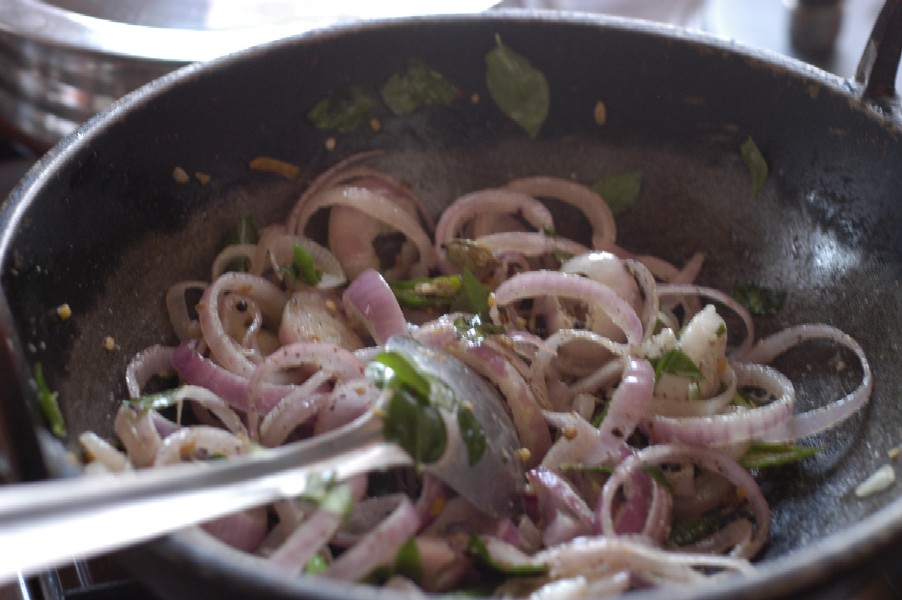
1,3,901,599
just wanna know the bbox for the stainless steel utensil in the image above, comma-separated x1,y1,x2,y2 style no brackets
0,336,523,584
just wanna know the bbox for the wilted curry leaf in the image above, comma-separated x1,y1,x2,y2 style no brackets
485,35,550,138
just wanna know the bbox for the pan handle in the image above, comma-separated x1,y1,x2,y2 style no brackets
855,0,902,103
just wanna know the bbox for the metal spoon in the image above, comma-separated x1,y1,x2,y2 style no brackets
0,336,524,584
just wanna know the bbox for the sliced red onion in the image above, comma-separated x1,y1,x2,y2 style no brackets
198,272,288,378
342,269,409,344
166,280,207,340
504,176,617,250
113,405,161,468
285,152,434,236
171,340,292,415
78,432,131,473
671,469,735,519
251,233,347,289
529,330,627,411
528,572,631,599
475,231,588,258
604,467,672,543
153,426,250,467
279,291,364,350
492,271,644,347
172,385,248,436
644,363,794,447
246,341,365,440
599,444,770,559
211,244,258,279
312,378,380,436
284,151,384,230
648,365,737,418
290,185,436,278
125,344,176,398
658,284,755,359
533,535,755,583
678,518,755,556
598,358,655,449
539,358,652,470
746,324,873,442
434,189,555,273
268,508,343,575
460,342,552,466
259,390,329,448
408,536,471,593
324,494,420,581
201,506,268,553
528,467,596,530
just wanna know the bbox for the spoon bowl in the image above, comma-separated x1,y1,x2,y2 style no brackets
0,336,524,584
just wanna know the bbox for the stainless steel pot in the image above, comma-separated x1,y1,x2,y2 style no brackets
0,0,496,150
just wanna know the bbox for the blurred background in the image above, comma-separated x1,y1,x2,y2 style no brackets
0,1,898,599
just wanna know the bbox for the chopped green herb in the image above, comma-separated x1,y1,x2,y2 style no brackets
445,239,501,279
716,322,727,337
450,268,493,320
382,387,447,466
388,274,461,308
292,244,323,286
452,314,505,343
649,348,703,382
740,136,768,195
34,362,66,438
733,283,786,316
367,350,487,468
669,512,733,546
222,212,258,272
308,85,376,133
730,389,757,409
590,401,608,427
367,351,431,398
739,441,820,469
300,472,354,516
642,465,673,492
591,170,643,216
380,59,458,116
467,536,548,576
393,538,424,582
363,537,424,585
457,404,487,466
304,553,330,575
126,388,181,412
485,35,550,138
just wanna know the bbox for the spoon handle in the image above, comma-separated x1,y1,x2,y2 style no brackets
0,414,409,584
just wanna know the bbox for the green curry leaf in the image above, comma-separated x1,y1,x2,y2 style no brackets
381,59,458,116
732,283,786,316
449,268,493,320
592,170,643,216
649,348,703,382
308,86,376,133
485,35,550,138
740,136,769,195
292,244,322,287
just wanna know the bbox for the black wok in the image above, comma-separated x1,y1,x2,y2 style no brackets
1,3,901,599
